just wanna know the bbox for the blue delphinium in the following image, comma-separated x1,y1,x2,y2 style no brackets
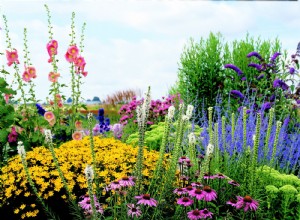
35,103,46,116
94,108,110,135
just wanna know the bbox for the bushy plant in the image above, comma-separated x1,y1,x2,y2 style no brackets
0,137,162,219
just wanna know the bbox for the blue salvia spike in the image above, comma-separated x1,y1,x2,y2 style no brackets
296,42,300,55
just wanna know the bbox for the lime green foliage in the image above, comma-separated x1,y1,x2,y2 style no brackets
126,121,202,151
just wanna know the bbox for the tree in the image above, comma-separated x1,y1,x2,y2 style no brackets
92,96,101,102
66,97,72,103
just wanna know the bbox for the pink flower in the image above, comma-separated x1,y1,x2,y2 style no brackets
65,51,75,63
228,180,240,187
226,198,238,207
27,66,36,78
48,72,60,83
75,120,83,130
4,93,12,104
109,180,122,190
8,126,18,143
22,70,31,82
46,40,58,63
135,194,157,207
72,131,83,140
44,111,55,121
200,208,213,219
191,182,203,188
190,188,205,200
119,176,135,187
82,71,88,77
78,194,103,215
65,45,79,62
187,209,202,220
173,187,187,195
202,186,217,202
177,197,194,206
127,204,142,218
6,49,20,66
75,56,86,68
184,185,195,196
236,195,259,212
48,119,56,126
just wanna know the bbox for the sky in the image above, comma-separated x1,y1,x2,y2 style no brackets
0,0,300,102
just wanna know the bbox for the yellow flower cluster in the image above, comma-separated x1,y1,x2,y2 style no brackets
0,137,165,219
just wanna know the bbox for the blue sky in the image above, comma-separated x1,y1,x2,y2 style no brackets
1,0,300,102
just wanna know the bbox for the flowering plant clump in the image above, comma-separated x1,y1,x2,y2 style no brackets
0,137,163,219
224,45,300,122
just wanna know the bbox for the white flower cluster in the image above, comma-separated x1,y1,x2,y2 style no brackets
167,106,175,120
84,165,94,181
136,87,151,127
17,141,26,158
44,129,53,144
186,105,194,120
206,143,214,156
188,132,196,146
87,112,93,120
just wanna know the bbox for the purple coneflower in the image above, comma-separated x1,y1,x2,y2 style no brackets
236,195,259,212
224,64,243,76
119,176,135,187
191,182,203,188
190,188,205,200
127,204,142,218
185,185,195,196
78,194,104,215
177,197,194,206
230,90,244,99
203,172,216,180
173,187,187,195
135,194,157,207
203,186,217,202
270,52,281,62
214,173,226,179
187,209,202,220
109,180,122,190
228,180,240,187
247,51,263,60
226,198,238,207
200,208,213,219
178,156,190,164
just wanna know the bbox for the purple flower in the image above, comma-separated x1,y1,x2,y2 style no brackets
236,195,259,212
8,127,18,143
224,64,243,76
261,102,272,111
202,186,217,202
200,208,213,219
273,79,289,91
190,188,205,200
35,103,46,116
270,94,276,102
135,194,157,207
78,194,104,215
177,197,194,206
257,73,264,80
241,76,247,81
228,180,240,187
187,209,202,220
227,198,238,207
289,67,296,74
270,52,281,62
127,204,142,218
109,180,122,190
230,90,244,99
248,63,262,71
119,176,135,187
247,52,262,60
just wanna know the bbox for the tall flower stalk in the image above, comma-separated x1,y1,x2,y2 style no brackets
270,121,282,168
134,86,151,193
264,108,275,163
44,130,83,218
17,141,58,220
84,165,98,220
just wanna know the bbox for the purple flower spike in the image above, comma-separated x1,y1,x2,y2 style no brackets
257,73,264,80
224,64,243,76
247,51,262,60
248,63,262,71
261,102,272,111
270,52,281,62
230,90,244,99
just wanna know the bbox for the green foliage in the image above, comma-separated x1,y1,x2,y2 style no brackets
126,121,202,151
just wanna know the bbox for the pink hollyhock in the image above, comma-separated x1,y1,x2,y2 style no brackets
44,111,55,121
75,120,83,130
8,126,18,143
27,66,36,78
6,49,20,66
82,71,88,77
22,70,31,82
4,93,12,104
48,118,56,126
67,45,79,56
72,131,83,140
48,72,60,83
57,101,63,108
65,51,75,63
47,40,58,63
74,56,86,72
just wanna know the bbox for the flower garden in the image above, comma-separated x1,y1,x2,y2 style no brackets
1,5,300,220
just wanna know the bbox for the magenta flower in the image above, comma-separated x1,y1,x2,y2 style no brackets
191,182,203,188
78,194,104,215
190,188,205,200
184,185,195,196
8,126,18,143
127,204,142,218
187,209,202,220
202,186,217,202
46,40,58,63
213,173,226,179
226,198,238,207
6,49,20,66
236,195,259,212
177,197,194,206
135,194,157,207
109,180,122,190
119,176,135,187
173,187,187,195
200,208,213,219
228,180,240,187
